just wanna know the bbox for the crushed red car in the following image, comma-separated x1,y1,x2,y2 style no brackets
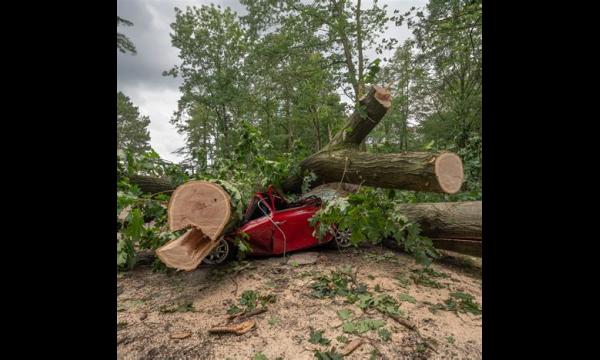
202,185,351,264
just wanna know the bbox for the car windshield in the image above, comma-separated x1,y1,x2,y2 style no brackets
245,196,271,222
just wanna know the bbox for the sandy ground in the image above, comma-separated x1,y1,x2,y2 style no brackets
117,247,482,360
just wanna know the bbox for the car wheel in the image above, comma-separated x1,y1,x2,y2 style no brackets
203,238,230,265
333,227,352,248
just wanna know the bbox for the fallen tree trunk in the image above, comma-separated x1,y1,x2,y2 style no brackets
283,85,464,194
395,201,481,240
155,181,243,271
294,150,463,194
384,237,482,258
307,183,481,241
128,174,175,194
431,238,481,257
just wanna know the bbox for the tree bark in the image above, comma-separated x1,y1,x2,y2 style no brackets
294,149,463,194
128,174,175,194
326,85,391,149
282,85,464,194
431,238,481,257
395,201,481,240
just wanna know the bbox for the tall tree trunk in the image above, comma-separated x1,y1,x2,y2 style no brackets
285,96,293,151
356,0,365,99
333,0,359,102
310,105,322,151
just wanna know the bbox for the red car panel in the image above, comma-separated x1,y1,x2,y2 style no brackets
234,186,333,256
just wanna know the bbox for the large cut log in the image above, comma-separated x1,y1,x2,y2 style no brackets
296,150,463,194
395,201,481,240
282,85,464,194
128,174,175,194
167,181,233,237
155,180,242,271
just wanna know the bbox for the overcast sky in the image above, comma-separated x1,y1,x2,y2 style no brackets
117,0,427,162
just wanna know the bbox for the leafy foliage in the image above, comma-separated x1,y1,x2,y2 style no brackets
117,16,137,54
228,290,277,314
117,92,151,155
428,291,481,315
159,301,195,313
398,293,417,304
342,318,385,334
309,187,440,265
117,150,189,271
378,327,392,342
410,267,448,289
337,309,354,321
308,329,331,346
252,352,268,360
313,350,343,360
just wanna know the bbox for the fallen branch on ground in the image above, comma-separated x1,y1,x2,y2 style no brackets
208,320,255,335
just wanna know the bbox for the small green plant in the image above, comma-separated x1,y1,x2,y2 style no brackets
268,316,280,326
446,292,482,315
411,268,445,289
310,268,360,298
342,318,386,334
395,273,411,288
252,352,268,360
159,301,195,313
336,335,349,344
229,290,277,314
314,350,343,360
429,292,481,315
308,328,331,345
378,328,391,342
369,349,380,359
398,293,417,304
446,335,455,344
227,304,243,315
336,309,354,321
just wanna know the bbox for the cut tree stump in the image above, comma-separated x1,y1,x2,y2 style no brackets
167,181,232,238
155,181,242,271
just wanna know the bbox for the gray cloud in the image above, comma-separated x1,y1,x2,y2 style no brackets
117,0,427,163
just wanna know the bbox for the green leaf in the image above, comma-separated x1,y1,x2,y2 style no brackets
398,293,417,304
378,328,391,342
308,329,331,345
337,309,354,321
252,352,268,360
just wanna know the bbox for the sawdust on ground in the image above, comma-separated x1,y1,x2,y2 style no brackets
117,247,482,360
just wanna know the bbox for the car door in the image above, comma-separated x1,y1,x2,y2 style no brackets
271,204,322,254
239,195,274,255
